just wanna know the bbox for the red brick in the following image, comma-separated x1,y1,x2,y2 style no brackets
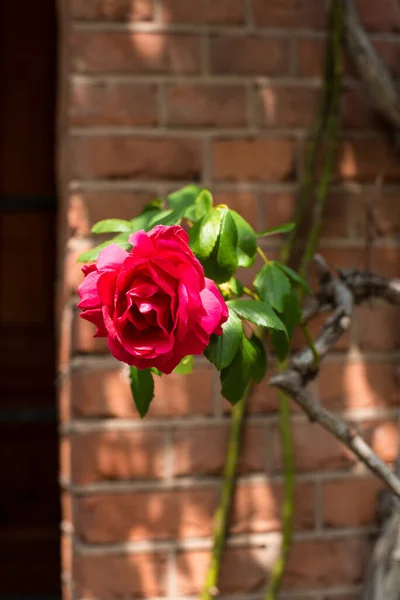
70,0,153,20
319,361,399,411
61,533,73,574
325,595,359,600
212,191,259,228
272,421,356,473
261,191,349,239
210,35,290,75
74,553,167,599
252,0,326,28
355,0,400,32
357,305,400,350
373,40,400,77
70,430,165,483
165,83,247,128
231,482,315,533
176,547,266,595
336,139,400,183
69,81,158,126
256,85,320,129
70,364,214,417
322,477,381,528
68,190,155,237
350,189,400,238
161,0,245,24
73,315,109,354
296,38,325,77
363,420,399,463
70,136,203,180
75,481,313,544
212,138,296,182
172,424,266,476
60,435,71,482
249,376,282,414
70,32,201,74
341,87,382,130
283,538,368,589
74,487,219,542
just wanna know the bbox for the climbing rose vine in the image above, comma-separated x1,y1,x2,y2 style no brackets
78,186,309,417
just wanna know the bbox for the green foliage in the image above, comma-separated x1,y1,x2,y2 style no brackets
173,355,194,375
129,366,154,418
78,183,306,412
270,291,302,361
77,233,131,263
220,334,267,405
91,219,133,234
227,299,287,333
217,209,238,276
204,309,243,370
230,210,257,267
254,263,291,312
256,222,295,238
189,208,222,259
274,262,312,295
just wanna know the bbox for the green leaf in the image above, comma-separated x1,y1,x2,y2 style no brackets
215,278,243,301
129,366,154,419
151,367,163,377
77,233,131,263
204,309,243,370
91,219,134,234
274,262,312,295
220,334,266,405
270,291,301,361
254,263,290,312
167,185,201,211
194,190,213,221
256,222,295,238
189,208,222,259
227,299,287,333
143,198,164,212
173,355,194,375
230,210,257,268
131,209,163,232
217,208,238,275
249,335,267,383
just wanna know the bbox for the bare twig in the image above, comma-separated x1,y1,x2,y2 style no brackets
270,256,400,500
341,0,400,129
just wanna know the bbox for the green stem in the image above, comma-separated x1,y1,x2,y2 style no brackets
264,3,344,599
264,367,294,600
298,1,343,281
200,396,247,600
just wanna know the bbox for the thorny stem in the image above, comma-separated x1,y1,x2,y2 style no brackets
201,3,344,598
200,395,247,600
243,286,260,301
257,246,270,265
264,2,344,598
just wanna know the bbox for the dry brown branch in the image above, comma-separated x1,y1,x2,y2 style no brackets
270,256,400,500
341,0,400,130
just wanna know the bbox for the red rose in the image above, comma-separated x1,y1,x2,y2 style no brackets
78,225,228,374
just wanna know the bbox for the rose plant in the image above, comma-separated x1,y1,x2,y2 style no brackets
78,186,309,417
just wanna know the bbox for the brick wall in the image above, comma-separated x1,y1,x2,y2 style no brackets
58,1,400,598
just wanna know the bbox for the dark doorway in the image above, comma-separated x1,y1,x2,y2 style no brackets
0,0,60,597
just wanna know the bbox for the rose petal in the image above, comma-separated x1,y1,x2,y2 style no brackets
77,270,100,308
128,230,155,257
97,243,129,271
